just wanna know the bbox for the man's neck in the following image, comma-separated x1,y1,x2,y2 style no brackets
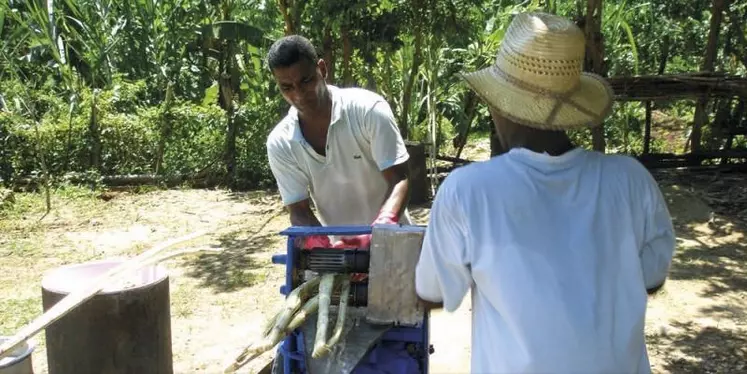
298,87,333,128
509,131,575,156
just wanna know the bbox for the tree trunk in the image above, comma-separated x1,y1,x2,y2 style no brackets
323,25,335,84
583,0,606,152
341,24,354,86
644,35,670,155
277,0,295,35
89,91,101,172
41,261,173,374
727,8,747,69
455,91,477,159
690,0,727,155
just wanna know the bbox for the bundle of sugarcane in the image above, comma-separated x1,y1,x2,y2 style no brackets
223,273,352,373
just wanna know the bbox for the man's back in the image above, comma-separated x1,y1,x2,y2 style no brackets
416,147,675,373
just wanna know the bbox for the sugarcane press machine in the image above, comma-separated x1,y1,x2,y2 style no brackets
271,224,433,374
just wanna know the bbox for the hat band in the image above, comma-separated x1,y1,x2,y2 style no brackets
490,64,600,126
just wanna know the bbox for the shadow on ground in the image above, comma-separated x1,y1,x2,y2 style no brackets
659,181,747,298
648,173,747,373
184,228,276,293
652,321,747,374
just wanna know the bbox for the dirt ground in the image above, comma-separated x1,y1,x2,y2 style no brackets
1,142,746,373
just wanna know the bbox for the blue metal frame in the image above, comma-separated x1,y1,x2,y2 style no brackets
271,225,430,374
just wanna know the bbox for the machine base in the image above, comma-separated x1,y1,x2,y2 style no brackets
299,307,390,374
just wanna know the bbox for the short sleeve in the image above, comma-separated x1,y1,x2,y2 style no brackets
266,139,310,206
415,177,472,312
364,100,410,171
639,170,676,289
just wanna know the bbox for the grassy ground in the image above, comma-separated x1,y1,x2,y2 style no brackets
1,137,746,373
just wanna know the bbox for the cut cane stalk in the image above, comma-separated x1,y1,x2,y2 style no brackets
312,273,336,358
312,276,351,358
287,294,320,331
267,275,321,343
225,295,320,373
223,276,322,373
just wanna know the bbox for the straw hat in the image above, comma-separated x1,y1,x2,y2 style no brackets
461,12,614,130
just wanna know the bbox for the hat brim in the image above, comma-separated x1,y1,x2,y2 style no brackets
460,67,614,130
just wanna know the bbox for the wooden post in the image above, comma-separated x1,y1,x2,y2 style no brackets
41,260,173,374
644,36,670,155
584,0,606,152
690,0,728,155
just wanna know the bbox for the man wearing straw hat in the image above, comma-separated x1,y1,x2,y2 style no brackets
415,12,676,374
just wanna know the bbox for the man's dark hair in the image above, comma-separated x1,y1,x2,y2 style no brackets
266,35,319,72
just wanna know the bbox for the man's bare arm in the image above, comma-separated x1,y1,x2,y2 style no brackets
288,199,323,227
379,162,410,219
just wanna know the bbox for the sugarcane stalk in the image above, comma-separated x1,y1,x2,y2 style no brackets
311,276,351,359
324,277,350,349
223,276,321,373
312,273,336,358
268,275,321,343
142,247,223,266
286,294,320,332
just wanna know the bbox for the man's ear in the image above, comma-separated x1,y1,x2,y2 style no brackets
317,59,328,80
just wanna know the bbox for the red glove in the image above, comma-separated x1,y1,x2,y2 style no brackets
372,210,399,225
302,235,332,250
333,211,400,249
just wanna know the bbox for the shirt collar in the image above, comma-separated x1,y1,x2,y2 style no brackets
289,84,342,142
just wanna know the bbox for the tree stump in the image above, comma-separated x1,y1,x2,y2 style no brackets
405,141,429,205
41,260,173,374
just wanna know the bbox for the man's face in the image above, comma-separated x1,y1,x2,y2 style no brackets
272,58,327,114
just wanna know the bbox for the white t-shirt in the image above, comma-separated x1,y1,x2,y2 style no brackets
415,147,676,374
266,85,411,226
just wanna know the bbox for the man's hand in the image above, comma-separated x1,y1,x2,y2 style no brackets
333,209,400,249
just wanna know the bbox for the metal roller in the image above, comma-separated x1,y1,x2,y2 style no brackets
298,249,370,274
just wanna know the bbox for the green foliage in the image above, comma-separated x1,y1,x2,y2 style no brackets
1,0,744,191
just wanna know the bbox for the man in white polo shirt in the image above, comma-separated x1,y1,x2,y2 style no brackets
264,34,420,373
265,35,411,249
415,12,676,374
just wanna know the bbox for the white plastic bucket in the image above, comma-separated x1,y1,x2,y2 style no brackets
0,337,34,374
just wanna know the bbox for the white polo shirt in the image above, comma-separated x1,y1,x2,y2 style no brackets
266,85,411,226
416,147,676,373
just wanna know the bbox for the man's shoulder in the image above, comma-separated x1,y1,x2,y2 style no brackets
334,86,389,111
266,111,296,151
438,156,512,193
595,152,653,178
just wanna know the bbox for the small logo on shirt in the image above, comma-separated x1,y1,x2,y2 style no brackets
353,154,362,159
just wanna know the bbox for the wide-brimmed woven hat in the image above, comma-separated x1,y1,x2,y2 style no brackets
461,12,614,130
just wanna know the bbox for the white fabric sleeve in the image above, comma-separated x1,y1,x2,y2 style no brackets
639,172,676,290
415,178,472,312
364,100,410,171
266,140,310,206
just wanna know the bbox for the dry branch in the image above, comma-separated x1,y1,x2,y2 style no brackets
607,73,747,102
